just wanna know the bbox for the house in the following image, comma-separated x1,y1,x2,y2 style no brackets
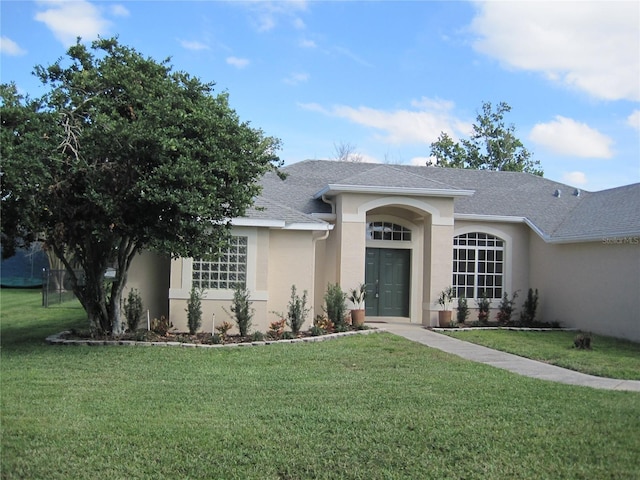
127,160,640,342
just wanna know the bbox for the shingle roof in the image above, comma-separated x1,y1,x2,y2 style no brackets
253,160,640,241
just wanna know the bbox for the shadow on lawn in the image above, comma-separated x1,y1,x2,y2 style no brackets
1,308,87,352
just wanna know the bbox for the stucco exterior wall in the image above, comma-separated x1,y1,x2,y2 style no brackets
267,229,317,324
168,227,319,334
529,233,640,342
125,250,170,323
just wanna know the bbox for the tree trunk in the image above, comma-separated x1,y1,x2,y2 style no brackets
51,236,140,335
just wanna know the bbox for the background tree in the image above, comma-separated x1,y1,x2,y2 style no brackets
1,38,282,334
430,101,543,176
332,141,363,162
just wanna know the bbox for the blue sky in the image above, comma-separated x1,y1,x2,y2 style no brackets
2,0,639,191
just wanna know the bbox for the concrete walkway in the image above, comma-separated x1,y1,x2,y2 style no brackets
381,322,640,392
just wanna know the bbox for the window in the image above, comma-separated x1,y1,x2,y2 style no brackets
367,222,411,241
192,236,248,289
453,233,504,299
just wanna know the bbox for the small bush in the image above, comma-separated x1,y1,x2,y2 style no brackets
226,286,254,337
151,316,172,336
456,295,470,325
313,315,334,333
211,333,223,344
123,289,144,332
268,319,286,340
310,325,325,336
251,331,265,342
497,291,519,326
186,287,204,335
476,292,492,325
574,333,592,350
324,283,347,328
215,321,233,341
287,285,310,334
281,331,294,340
520,288,539,327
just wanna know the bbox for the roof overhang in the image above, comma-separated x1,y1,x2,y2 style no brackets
455,214,640,244
231,217,333,231
314,184,475,199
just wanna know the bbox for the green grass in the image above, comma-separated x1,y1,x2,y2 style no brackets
443,329,640,380
2,289,640,479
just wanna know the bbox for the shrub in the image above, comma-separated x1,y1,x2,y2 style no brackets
324,283,347,328
268,319,286,340
151,316,172,336
456,295,470,325
215,321,233,341
251,331,265,342
123,288,144,332
314,315,334,332
574,333,592,350
496,291,519,326
226,286,254,337
287,285,310,334
186,287,204,335
476,292,492,325
310,325,325,336
520,288,539,327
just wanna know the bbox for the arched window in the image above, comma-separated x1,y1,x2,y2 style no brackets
367,222,411,241
453,233,504,299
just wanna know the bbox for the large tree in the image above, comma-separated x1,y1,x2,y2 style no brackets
1,38,282,334
430,101,543,176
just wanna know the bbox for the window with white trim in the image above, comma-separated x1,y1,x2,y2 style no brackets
192,236,248,289
367,221,412,241
453,233,504,299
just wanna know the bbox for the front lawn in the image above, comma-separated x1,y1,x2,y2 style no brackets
442,329,640,380
2,289,639,479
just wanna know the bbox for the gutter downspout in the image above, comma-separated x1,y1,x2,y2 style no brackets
312,224,333,322
321,194,335,215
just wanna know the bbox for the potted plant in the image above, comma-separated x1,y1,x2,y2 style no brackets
348,283,367,327
436,286,455,327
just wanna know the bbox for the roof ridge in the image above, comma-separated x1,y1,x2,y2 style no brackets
385,164,460,190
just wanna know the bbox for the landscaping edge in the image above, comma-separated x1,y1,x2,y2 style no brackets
45,328,383,348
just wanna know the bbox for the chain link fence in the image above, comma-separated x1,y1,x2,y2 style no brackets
41,269,83,307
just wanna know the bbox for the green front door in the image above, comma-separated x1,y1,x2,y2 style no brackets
365,248,411,317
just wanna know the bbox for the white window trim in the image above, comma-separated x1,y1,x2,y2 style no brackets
171,227,268,301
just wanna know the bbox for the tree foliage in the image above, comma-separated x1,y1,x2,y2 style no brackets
430,101,543,176
1,38,282,334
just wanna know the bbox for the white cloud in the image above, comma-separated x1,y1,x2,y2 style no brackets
627,110,640,131
299,38,316,48
0,36,27,56
180,40,210,51
299,97,468,145
563,171,588,186
35,0,111,46
470,1,640,101
110,4,129,17
226,56,250,69
238,1,308,32
529,116,613,159
284,72,309,85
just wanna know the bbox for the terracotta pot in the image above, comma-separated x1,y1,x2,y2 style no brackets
351,309,365,327
438,310,452,327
